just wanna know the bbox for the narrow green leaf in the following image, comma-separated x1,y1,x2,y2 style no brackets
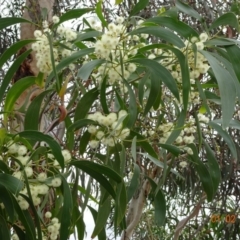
154,190,166,226
12,225,25,240
188,144,214,201
0,17,32,31
76,30,102,42
205,38,236,46
74,88,99,121
3,76,36,123
70,161,120,198
0,184,15,222
0,40,35,70
64,116,74,150
0,215,11,240
79,131,91,155
130,58,179,101
225,45,240,82
140,153,184,179
100,76,109,114
130,27,185,48
124,80,137,128
59,9,93,24
46,48,94,84
159,144,181,156
203,139,221,195
130,0,149,16
96,1,108,28
0,173,23,194
60,177,73,240
68,119,97,132
176,0,202,20
0,49,32,104
71,161,122,183
144,73,161,116
88,206,107,240
209,12,239,31
201,51,236,129
24,90,52,131
115,182,127,226
138,73,149,106
18,131,65,168
78,59,105,81
92,195,111,238
166,111,186,144
127,163,140,202
72,207,85,240
131,136,137,162
145,16,198,38
147,178,166,226
208,121,237,159
130,131,158,159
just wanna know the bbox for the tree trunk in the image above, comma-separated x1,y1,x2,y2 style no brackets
10,0,55,134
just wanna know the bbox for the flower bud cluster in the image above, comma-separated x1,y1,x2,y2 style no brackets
47,217,61,240
87,110,130,148
5,141,71,210
31,16,77,74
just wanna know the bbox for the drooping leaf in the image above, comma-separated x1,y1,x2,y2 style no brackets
188,144,214,202
74,88,99,121
76,30,102,42
176,0,202,20
0,40,35,70
147,178,166,226
202,139,221,195
96,1,108,28
4,76,36,122
225,45,240,82
201,51,236,129
71,161,122,183
130,0,149,16
70,161,120,198
127,163,140,202
0,184,15,222
123,80,137,128
145,16,198,38
59,177,73,240
209,12,239,31
59,9,93,24
140,153,184,180
208,121,237,159
0,49,32,104
100,76,109,114
114,182,127,226
0,214,11,240
78,59,105,81
67,119,97,132
130,58,179,101
0,173,24,194
88,206,107,240
24,90,53,131
130,26,185,48
18,131,65,169
46,48,94,84
0,17,32,31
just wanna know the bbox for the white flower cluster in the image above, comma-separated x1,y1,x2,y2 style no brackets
31,16,77,74
92,18,146,89
46,217,61,240
17,184,49,210
87,110,130,148
5,141,71,210
179,161,188,168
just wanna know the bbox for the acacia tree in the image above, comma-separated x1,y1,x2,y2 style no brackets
0,0,240,240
